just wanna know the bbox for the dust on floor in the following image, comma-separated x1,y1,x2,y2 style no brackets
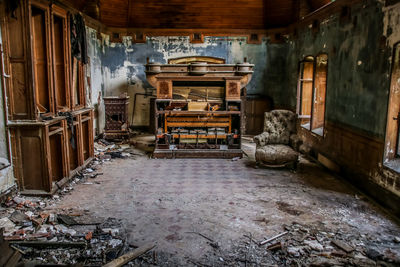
49,140,400,266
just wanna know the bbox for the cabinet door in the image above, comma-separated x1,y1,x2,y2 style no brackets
30,0,54,116
51,5,71,112
1,0,35,120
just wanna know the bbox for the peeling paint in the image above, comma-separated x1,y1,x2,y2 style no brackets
86,30,272,131
283,0,391,139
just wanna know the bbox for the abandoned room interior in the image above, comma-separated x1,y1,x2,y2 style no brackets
2,0,400,266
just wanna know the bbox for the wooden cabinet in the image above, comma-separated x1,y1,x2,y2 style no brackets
8,109,94,194
9,118,68,193
1,1,93,193
1,0,86,119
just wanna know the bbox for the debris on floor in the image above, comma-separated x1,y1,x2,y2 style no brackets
95,138,147,160
0,194,145,266
195,221,400,266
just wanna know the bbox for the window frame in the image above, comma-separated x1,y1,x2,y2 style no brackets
297,53,328,137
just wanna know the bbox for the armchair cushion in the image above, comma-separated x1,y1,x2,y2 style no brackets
255,144,298,165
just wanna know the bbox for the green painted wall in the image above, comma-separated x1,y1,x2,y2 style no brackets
272,0,394,139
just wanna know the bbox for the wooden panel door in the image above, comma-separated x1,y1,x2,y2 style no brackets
301,62,314,116
297,60,314,128
311,54,328,131
385,43,400,160
30,1,53,115
51,5,70,111
1,0,35,119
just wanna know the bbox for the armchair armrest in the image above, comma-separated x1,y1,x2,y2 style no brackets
254,132,270,148
290,134,302,151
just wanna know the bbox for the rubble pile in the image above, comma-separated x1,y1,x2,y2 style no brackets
0,141,153,266
197,222,400,266
0,195,127,265
95,139,147,161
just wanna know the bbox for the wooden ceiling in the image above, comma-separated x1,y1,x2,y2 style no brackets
66,0,331,29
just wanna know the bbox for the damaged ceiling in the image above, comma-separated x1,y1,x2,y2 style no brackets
64,0,332,29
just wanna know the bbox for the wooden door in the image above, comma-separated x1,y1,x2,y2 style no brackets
311,54,328,131
385,43,400,160
30,2,53,115
297,60,314,128
1,0,35,119
51,5,70,111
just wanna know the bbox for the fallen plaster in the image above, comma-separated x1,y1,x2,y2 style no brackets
26,139,400,265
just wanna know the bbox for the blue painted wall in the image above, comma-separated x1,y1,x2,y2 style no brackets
86,33,283,129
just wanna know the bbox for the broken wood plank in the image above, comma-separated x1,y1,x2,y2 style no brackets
331,239,354,253
259,231,288,246
103,243,156,267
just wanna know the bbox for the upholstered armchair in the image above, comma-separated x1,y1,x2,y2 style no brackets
254,110,302,168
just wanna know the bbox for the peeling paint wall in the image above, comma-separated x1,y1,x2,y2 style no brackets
283,0,391,138
86,31,276,133
275,0,400,214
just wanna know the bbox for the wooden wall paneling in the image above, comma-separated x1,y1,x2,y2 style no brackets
51,4,71,112
30,0,54,116
299,121,384,175
1,0,35,120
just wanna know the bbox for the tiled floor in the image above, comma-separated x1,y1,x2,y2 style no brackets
56,141,400,265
